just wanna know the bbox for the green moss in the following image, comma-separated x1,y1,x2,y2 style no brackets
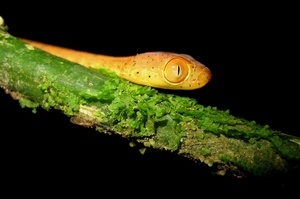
139,147,147,155
269,136,300,161
218,139,289,176
18,97,39,113
200,148,211,156
38,76,82,116
81,71,300,165
1,27,300,177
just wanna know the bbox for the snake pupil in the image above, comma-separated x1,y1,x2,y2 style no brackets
177,65,181,76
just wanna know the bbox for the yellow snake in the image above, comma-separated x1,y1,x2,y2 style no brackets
21,38,212,90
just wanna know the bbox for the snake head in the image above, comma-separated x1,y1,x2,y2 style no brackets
125,52,212,90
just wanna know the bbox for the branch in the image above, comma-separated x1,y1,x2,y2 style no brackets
0,19,299,178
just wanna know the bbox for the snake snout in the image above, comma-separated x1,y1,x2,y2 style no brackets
194,65,212,89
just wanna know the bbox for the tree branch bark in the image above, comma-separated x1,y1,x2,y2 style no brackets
1,21,299,178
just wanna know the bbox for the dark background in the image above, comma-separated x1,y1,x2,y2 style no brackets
1,2,299,196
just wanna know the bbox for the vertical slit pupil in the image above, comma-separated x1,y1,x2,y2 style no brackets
177,65,181,76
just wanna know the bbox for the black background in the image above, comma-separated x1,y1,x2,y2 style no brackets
1,2,299,196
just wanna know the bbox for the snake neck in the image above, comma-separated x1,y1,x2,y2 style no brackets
20,38,131,75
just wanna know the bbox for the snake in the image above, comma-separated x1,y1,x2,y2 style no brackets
20,38,212,90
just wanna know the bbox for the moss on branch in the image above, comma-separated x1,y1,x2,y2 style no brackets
0,19,299,177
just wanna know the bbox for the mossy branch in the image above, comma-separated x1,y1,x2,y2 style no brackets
0,20,299,178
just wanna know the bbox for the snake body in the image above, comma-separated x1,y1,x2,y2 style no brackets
21,39,212,90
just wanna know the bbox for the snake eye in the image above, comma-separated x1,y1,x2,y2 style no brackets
164,58,189,83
